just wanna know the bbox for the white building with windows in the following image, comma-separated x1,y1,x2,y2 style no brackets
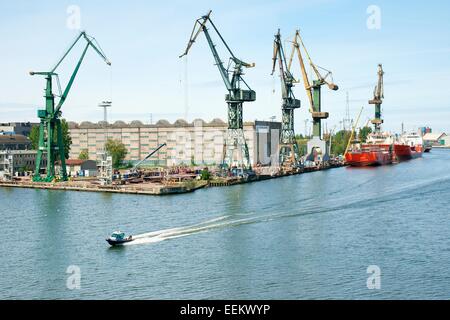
68,119,282,167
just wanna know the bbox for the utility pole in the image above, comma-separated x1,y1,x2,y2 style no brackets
98,101,112,148
98,101,112,124
345,91,351,131
304,119,309,138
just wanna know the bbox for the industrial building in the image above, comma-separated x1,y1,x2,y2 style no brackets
0,134,32,151
57,159,99,177
442,135,450,147
0,122,37,137
68,119,281,167
0,133,38,180
423,132,447,147
0,150,46,180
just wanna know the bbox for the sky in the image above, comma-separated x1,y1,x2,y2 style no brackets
1,0,449,134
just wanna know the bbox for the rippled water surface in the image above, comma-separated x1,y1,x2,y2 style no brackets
1,150,449,299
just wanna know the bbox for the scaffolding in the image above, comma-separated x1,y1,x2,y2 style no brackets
97,151,113,185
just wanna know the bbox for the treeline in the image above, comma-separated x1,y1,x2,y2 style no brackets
295,126,372,157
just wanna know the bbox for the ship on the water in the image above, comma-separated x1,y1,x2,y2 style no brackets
395,132,424,161
345,64,423,168
345,64,393,167
345,132,394,167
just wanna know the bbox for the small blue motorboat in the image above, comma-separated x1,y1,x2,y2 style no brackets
106,231,133,246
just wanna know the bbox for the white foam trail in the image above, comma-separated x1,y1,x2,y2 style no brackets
124,174,450,247
123,213,284,246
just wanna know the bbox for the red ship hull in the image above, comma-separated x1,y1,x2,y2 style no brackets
394,144,423,161
345,147,393,167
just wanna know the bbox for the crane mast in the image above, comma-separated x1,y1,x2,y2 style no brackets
271,29,301,168
368,64,384,133
30,31,111,182
180,10,256,170
288,30,338,163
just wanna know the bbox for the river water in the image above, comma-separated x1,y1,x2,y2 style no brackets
1,149,449,299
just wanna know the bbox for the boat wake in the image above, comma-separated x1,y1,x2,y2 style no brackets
123,172,450,247
123,206,322,247
124,214,270,246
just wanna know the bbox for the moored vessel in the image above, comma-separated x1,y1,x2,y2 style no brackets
345,64,402,168
394,132,423,161
345,132,394,167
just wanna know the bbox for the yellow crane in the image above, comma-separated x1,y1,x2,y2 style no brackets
344,107,364,157
288,30,338,127
287,30,338,162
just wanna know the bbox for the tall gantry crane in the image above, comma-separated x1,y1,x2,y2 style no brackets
30,31,111,182
179,10,256,170
288,30,338,163
271,29,301,168
368,64,384,133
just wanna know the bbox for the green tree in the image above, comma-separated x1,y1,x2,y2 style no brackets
29,119,72,160
295,135,308,157
359,126,372,143
78,149,89,160
105,139,128,169
200,168,211,180
331,130,352,156
29,125,39,150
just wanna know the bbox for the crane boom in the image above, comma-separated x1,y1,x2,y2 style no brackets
296,32,338,91
288,30,314,113
31,31,111,115
202,20,232,91
271,29,300,109
179,11,254,94
179,11,230,89
133,143,167,171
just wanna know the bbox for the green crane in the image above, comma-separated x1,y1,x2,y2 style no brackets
271,29,301,168
179,10,256,169
368,64,384,133
30,31,111,182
